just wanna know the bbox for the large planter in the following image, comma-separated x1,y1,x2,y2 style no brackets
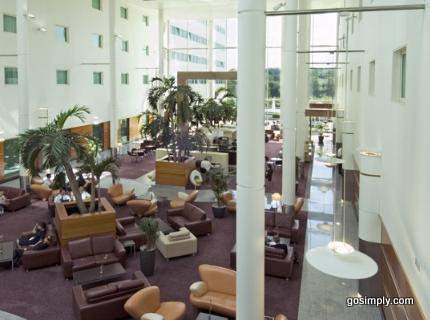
155,156,195,186
140,248,156,276
53,197,116,246
212,204,226,219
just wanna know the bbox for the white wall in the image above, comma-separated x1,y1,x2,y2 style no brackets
0,0,159,138
337,0,430,316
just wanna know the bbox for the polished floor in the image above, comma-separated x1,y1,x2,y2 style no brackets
297,135,382,320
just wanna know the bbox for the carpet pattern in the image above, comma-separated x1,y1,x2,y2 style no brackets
0,198,307,320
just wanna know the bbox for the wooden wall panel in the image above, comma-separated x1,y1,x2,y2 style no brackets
70,124,93,137
103,122,111,150
129,116,141,141
0,141,4,179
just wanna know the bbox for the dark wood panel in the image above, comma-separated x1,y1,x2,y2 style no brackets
305,109,336,117
103,122,111,150
70,124,93,137
309,102,333,109
129,116,141,141
0,141,4,179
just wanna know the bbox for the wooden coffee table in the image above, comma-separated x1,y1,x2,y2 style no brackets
73,262,126,286
196,313,228,320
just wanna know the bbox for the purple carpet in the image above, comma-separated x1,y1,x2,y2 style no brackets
0,196,307,320
118,155,155,180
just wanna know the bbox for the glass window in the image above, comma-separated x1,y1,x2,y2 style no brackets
4,138,20,177
56,70,69,84
121,73,129,85
92,123,104,147
92,34,103,48
122,40,129,52
357,66,361,92
143,15,149,26
143,74,149,84
118,118,130,143
93,72,103,85
369,60,376,96
392,48,406,101
350,69,353,90
3,14,16,33
4,67,18,85
400,51,407,99
92,0,101,10
144,45,150,56
55,26,69,43
120,7,128,19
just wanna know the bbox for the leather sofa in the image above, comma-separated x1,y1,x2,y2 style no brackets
169,190,199,209
0,186,31,211
22,245,61,271
156,227,197,260
125,286,186,320
116,216,145,248
265,211,299,243
230,244,294,279
189,264,236,317
107,184,135,205
61,235,126,278
167,203,212,236
72,271,150,320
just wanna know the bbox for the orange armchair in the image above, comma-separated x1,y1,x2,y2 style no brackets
124,286,186,320
169,190,199,209
108,184,135,206
127,199,158,217
221,191,236,214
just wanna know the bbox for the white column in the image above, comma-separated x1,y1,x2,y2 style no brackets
281,0,298,206
296,2,310,160
157,9,165,77
237,0,266,319
207,20,214,97
358,151,382,243
17,0,30,133
109,0,118,148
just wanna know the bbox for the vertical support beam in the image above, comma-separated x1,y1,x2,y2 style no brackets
359,151,382,243
281,0,298,206
16,0,30,133
207,20,214,97
237,0,266,319
296,1,310,160
109,0,118,148
158,9,165,77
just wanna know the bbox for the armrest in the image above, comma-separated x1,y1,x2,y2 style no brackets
166,208,183,217
133,270,151,287
117,216,135,226
189,281,208,297
61,247,73,278
72,285,87,307
114,239,126,257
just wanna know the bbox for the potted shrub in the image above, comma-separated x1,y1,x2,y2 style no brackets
208,168,228,218
315,123,325,145
139,217,159,276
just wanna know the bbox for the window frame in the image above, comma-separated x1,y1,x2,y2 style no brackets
3,14,17,33
120,7,128,20
92,0,102,11
56,69,69,85
93,71,103,85
392,47,407,103
357,66,361,92
122,40,129,52
55,25,69,43
369,60,376,96
121,73,129,85
4,66,18,85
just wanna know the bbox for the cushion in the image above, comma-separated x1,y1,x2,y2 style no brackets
94,253,119,265
265,246,286,259
72,256,97,271
167,229,190,241
116,221,126,236
69,238,93,259
116,278,146,291
189,281,207,297
92,235,115,255
109,184,123,197
177,192,189,201
85,285,117,303
167,234,190,242
275,212,294,228
141,313,165,320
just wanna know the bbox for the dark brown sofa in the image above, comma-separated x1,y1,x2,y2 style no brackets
22,246,61,271
265,211,299,243
72,271,150,320
230,244,295,279
0,186,31,212
61,235,126,278
116,216,145,248
167,203,212,236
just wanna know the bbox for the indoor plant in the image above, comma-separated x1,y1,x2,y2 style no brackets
208,168,229,218
139,217,159,276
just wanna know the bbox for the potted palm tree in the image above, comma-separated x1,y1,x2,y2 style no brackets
208,168,228,218
139,217,159,276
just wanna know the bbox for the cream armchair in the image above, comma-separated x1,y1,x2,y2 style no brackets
156,227,197,260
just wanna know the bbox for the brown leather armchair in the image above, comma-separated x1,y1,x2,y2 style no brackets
73,271,150,320
167,203,212,236
107,184,135,205
0,186,31,211
189,264,236,318
169,190,199,209
116,216,145,248
22,246,61,271
124,286,186,320
127,199,157,217
221,191,236,214
265,211,299,243
61,235,126,278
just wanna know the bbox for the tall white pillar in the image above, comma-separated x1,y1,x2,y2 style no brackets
109,0,118,147
17,0,30,133
296,2,310,160
157,9,165,77
237,0,266,319
281,0,298,206
358,151,382,243
207,20,214,97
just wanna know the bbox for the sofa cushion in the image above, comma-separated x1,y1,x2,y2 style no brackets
92,235,115,255
85,285,118,303
265,246,286,259
69,238,93,259
275,212,294,228
189,281,207,297
94,253,119,265
265,211,275,227
141,313,165,320
116,221,127,236
169,215,189,227
109,184,123,197
115,278,146,291
72,256,97,272
167,229,190,242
